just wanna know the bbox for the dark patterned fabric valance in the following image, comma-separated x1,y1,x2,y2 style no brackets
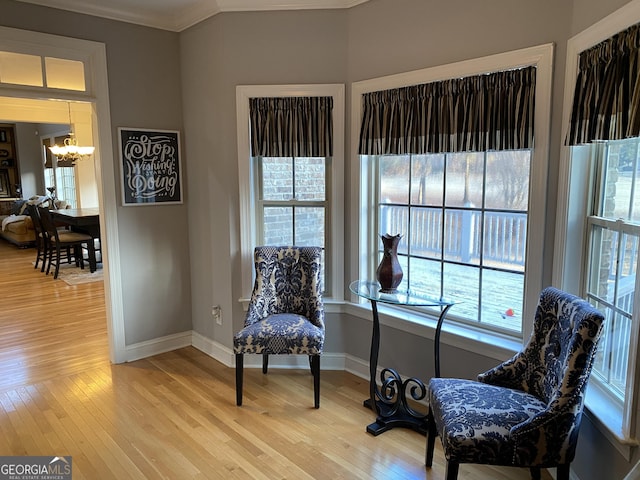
358,66,536,155
249,96,333,157
566,23,640,145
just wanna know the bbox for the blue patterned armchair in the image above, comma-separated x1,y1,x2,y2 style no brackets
425,287,604,480
234,246,325,408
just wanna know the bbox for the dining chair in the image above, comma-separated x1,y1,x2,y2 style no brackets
26,204,48,272
37,206,95,279
233,246,325,408
425,287,604,480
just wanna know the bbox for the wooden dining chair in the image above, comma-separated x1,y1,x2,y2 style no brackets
37,206,95,279
26,204,48,272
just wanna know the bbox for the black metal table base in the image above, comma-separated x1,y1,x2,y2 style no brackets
363,398,428,436
361,297,452,436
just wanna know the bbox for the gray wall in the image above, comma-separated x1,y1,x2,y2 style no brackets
180,9,348,345
1,0,638,478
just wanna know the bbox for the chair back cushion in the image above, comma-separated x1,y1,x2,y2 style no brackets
245,246,324,330
496,287,603,402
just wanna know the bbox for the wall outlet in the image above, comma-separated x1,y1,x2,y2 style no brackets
212,305,222,325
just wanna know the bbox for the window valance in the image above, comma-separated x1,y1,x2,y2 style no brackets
249,96,333,157
566,22,640,145
358,66,536,155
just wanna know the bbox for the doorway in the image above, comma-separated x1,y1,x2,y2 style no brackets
0,26,125,362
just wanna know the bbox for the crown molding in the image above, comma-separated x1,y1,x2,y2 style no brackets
15,0,370,32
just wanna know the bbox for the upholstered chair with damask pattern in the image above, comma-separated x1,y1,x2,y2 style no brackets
425,287,604,480
234,246,324,408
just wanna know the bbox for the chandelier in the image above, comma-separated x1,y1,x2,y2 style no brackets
48,103,95,161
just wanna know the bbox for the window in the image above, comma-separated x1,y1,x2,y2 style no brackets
353,44,553,344
42,136,78,208
556,2,640,448
585,139,639,403
0,52,86,91
255,156,329,288
237,85,345,302
374,150,529,334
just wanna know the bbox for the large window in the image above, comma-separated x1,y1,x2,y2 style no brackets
375,150,529,334
353,44,553,344
237,85,344,302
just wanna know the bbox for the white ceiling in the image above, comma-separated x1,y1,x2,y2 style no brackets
15,0,369,32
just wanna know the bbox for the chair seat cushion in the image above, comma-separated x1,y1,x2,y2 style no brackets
233,313,324,355
429,378,548,466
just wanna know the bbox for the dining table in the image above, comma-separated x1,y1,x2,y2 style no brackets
50,208,101,272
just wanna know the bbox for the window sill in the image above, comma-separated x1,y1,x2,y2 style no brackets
342,298,522,364
584,383,639,460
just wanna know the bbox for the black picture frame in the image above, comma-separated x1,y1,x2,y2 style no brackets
118,128,183,206
0,130,6,143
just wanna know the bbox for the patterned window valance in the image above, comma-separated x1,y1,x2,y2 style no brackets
358,66,536,155
566,23,640,145
249,96,333,157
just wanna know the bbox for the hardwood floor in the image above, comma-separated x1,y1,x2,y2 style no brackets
0,239,551,479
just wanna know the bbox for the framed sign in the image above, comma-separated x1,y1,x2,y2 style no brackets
118,127,183,205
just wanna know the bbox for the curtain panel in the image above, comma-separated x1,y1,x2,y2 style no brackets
566,22,640,145
249,97,333,157
358,66,536,155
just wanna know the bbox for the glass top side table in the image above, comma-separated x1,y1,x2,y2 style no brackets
349,280,455,436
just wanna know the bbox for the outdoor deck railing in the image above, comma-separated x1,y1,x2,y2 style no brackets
380,206,527,269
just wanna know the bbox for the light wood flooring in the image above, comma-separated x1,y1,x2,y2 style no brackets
0,239,551,479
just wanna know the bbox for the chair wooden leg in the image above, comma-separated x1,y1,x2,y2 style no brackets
445,461,459,480
235,353,243,406
557,464,570,480
425,408,437,467
41,239,48,272
53,245,61,279
262,353,269,374
34,242,41,270
310,354,320,408
530,467,541,480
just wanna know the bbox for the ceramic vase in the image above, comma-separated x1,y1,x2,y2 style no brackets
376,233,403,293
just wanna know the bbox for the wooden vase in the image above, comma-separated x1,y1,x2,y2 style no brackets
376,233,403,293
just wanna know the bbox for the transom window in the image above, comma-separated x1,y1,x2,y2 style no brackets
0,51,86,91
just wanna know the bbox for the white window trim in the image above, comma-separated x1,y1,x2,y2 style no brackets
236,84,345,303
350,43,554,346
553,0,640,456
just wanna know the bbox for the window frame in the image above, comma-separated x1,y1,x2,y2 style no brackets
236,84,345,303
351,44,553,350
554,0,640,455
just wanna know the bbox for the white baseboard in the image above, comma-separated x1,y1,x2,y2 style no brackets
124,331,192,362
191,330,234,366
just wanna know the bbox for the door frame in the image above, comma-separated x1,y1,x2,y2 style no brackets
0,26,125,363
